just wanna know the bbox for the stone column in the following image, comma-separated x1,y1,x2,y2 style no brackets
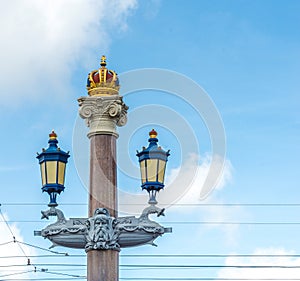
78,95,128,281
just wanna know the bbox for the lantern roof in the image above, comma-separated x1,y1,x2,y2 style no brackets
86,55,120,96
136,129,170,162
37,131,70,163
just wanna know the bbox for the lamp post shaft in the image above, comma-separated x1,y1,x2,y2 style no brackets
89,135,117,218
88,134,118,281
78,95,127,281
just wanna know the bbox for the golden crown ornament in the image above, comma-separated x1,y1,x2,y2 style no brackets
86,55,120,96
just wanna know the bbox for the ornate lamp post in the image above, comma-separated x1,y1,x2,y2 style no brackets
34,56,171,281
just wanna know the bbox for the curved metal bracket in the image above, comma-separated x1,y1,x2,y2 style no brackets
34,205,172,250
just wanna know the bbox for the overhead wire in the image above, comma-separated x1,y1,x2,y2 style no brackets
3,202,300,279
0,254,300,259
0,270,34,278
0,240,14,247
120,277,300,281
2,220,300,225
120,254,300,258
2,203,300,206
0,277,86,281
2,264,300,269
4,253,300,259
0,207,34,268
37,269,86,278
119,264,300,269
16,241,69,256
2,277,294,281
0,205,68,280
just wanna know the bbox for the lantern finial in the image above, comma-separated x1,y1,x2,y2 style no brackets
49,130,57,140
149,129,157,139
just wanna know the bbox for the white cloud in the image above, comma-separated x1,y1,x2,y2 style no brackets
218,248,300,280
0,212,36,279
164,153,233,206
0,0,137,107
164,154,245,245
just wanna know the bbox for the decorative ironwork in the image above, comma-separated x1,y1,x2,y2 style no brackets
35,205,171,250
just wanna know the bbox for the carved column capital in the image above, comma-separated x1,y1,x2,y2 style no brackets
78,95,128,138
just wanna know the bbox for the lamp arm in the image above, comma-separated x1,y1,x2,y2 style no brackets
139,205,165,221
41,207,67,224
35,205,171,250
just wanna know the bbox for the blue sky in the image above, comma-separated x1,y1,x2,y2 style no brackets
0,0,300,280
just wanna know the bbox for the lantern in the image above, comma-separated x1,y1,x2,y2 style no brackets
37,131,70,207
136,129,170,204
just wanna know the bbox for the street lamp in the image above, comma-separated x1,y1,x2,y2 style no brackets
36,131,70,207
137,129,170,205
34,56,172,281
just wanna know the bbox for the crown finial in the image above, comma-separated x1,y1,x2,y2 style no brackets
86,55,119,96
149,129,157,139
49,130,57,140
100,55,107,67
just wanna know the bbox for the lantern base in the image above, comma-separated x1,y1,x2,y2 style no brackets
47,192,59,208
148,190,158,205
48,202,58,208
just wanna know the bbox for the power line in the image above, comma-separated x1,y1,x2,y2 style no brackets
4,253,300,259
16,241,69,256
0,208,34,268
2,203,300,207
0,240,14,247
120,277,300,281
0,209,73,281
0,277,300,281
121,203,300,207
0,203,87,206
0,255,79,259
3,264,300,269
0,277,86,281
0,264,86,268
159,221,300,225
38,270,86,278
3,221,300,225
120,254,300,258
119,265,300,269
0,270,34,278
